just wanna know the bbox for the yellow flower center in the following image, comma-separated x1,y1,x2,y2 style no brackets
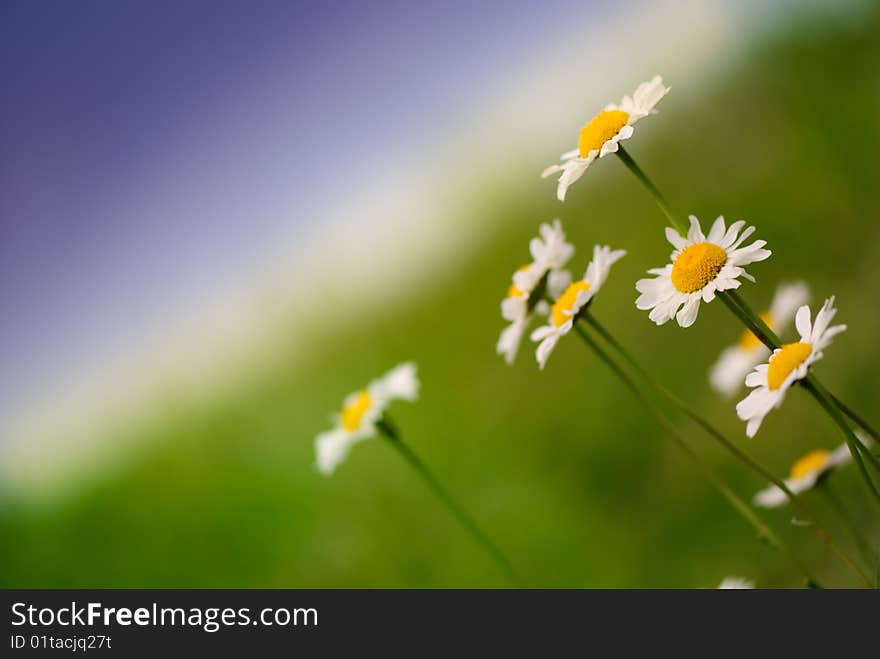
506,265,531,299
341,389,372,432
738,312,774,351
552,281,590,327
789,449,830,480
578,109,630,157
767,342,812,390
670,242,727,293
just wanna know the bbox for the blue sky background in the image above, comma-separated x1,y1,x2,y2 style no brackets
3,0,612,421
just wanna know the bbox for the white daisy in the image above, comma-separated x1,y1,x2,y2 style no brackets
497,220,574,364
753,438,867,508
635,215,771,328
531,245,626,369
736,297,847,438
709,282,809,397
315,362,419,475
717,577,754,589
541,75,670,201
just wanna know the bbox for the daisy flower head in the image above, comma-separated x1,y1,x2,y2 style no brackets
497,220,574,364
315,362,419,475
753,438,866,508
718,577,754,589
531,244,626,369
710,282,809,397
635,215,771,328
541,75,669,201
736,297,846,438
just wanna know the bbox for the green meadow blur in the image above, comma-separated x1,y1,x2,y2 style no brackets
2,9,879,588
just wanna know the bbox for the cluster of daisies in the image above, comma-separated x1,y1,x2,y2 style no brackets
505,78,868,524
496,219,625,370
310,73,871,588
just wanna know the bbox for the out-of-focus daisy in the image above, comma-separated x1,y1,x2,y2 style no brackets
315,363,419,474
541,75,670,201
497,220,574,364
753,438,867,508
718,577,754,589
635,215,771,328
709,282,809,397
736,297,846,438
531,245,626,369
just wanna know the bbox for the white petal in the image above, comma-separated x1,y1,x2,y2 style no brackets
599,138,619,157
497,318,528,365
372,362,420,402
555,159,591,201
701,282,717,303
535,334,559,370
707,216,726,244
531,324,556,341
665,226,687,250
827,442,854,469
810,296,837,344
794,305,812,341
744,369,765,387
729,225,756,250
687,215,704,243
547,269,573,299
718,577,754,589
769,282,809,324
753,485,788,508
719,220,746,249
710,346,764,398
675,294,701,328
501,295,526,322
315,428,355,475
631,75,670,115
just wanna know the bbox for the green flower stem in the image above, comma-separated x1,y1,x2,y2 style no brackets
615,146,686,235
618,150,880,508
570,321,818,585
376,417,521,587
828,392,880,443
719,290,880,480
801,376,880,507
579,311,870,587
717,290,780,349
819,482,877,579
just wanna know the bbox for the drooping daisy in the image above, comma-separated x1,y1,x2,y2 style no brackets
709,282,809,397
531,244,626,369
752,438,868,508
736,297,846,438
717,577,754,589
497,220,574,364
541,75,670,201
635,215,771,328
315,362,419,475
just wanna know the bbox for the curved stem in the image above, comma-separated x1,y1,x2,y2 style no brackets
719,291,880,482
615,146,685,234
801,376,880,507
579,311,870,587
619,144,878,483
377,417,521,587
615,153,873,583
828,392,879,442
716,291,779,350
571,322,817,585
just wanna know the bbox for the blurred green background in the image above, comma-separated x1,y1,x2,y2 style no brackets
2,4,879,588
